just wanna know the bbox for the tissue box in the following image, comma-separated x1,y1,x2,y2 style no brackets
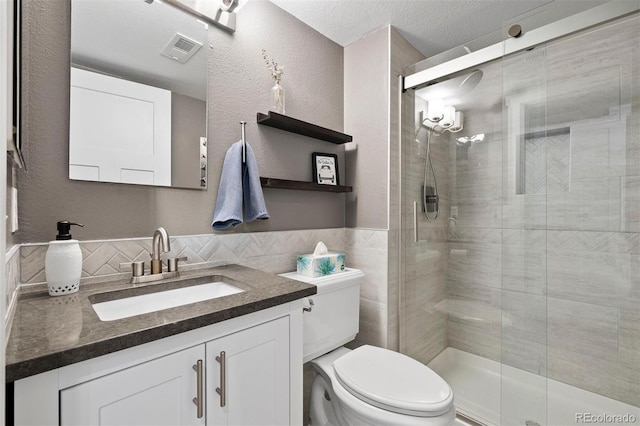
296,252,346,277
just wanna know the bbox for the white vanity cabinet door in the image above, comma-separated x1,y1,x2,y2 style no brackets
206,316,290,426
60,345,205,426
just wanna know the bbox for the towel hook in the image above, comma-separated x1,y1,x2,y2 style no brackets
240,121,247,164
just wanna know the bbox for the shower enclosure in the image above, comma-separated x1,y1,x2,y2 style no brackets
399,2,640,425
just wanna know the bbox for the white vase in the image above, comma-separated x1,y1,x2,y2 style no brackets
271,81,285,114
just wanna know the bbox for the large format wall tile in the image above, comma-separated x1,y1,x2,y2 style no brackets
354,299,388,348
547,345,640,408
345,228,391,348
386,229,400,351
571,124,628,180
546,296,640,406
403,301,447,364
548,298,619,362
448,317,501,362
448,242,501,289
502,193,547,230
501,229,546,296
447,281,501,361
547,177,622,231
547,232,638,310
623,176,640,232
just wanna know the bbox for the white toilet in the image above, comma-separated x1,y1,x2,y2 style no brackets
280,268,456,426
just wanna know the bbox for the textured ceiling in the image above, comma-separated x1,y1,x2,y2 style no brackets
269,0,605,58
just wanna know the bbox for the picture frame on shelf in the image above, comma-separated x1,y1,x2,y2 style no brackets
312,153,338,186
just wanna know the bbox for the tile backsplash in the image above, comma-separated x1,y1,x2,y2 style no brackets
19,229,348,285
6,227,394,360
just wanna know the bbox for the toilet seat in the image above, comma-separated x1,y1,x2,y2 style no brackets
332,345,453,417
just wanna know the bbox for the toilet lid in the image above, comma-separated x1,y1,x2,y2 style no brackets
333,345,453,417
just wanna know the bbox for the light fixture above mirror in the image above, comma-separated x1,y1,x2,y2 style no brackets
165,0,248,33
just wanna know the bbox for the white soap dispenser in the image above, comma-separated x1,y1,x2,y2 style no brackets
45,221,84,296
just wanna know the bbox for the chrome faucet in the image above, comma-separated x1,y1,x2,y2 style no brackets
151,227,170,274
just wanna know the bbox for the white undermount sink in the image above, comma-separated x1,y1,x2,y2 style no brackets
92,282,244,321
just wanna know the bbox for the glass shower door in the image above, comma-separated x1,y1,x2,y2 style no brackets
500,39,549,426
400,6,640,425
500,9,640,425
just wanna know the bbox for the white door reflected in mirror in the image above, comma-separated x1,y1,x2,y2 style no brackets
70,68,172,186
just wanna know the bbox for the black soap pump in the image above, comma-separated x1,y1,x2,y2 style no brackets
45,221,84,296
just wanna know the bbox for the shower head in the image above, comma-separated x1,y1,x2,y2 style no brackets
459,69,483,92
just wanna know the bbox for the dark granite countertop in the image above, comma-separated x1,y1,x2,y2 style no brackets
6,264,316,382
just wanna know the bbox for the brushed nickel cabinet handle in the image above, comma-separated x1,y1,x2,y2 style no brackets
192,360,204,418
215,351,226,407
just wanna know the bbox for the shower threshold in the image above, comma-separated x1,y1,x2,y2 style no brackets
428,347,639,426
456,412,487,426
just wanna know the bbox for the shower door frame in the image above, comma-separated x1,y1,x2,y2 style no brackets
402,1,639,91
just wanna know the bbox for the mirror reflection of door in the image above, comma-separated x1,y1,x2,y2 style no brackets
70,68,172,186
69,0,207,189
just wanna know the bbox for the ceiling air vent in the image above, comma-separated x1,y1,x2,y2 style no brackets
161,33,203,64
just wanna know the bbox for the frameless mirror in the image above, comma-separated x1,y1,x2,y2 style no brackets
70,0,208,189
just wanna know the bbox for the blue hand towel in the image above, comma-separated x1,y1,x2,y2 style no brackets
212,141,269,230
243,143,270,223
212,141,243,230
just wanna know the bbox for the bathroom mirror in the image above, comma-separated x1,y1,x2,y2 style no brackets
69,0,208,189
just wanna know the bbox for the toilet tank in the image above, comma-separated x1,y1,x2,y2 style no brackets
279,268,363,363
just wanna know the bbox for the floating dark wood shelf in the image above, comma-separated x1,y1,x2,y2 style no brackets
260,177,352,193
257,111,353,144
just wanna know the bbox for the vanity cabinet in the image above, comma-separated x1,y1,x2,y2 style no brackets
14,302,303,426
60,345,206,425
206,317,289,425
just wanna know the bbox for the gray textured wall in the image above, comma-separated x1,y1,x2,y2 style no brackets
344,28,389,230
18,0,345,243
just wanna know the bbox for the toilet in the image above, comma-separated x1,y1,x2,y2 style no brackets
280,268,456,426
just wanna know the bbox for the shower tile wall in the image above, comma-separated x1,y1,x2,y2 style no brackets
445,14,640,407
401,92,451,364
345,228,390,348
389,27,425,352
